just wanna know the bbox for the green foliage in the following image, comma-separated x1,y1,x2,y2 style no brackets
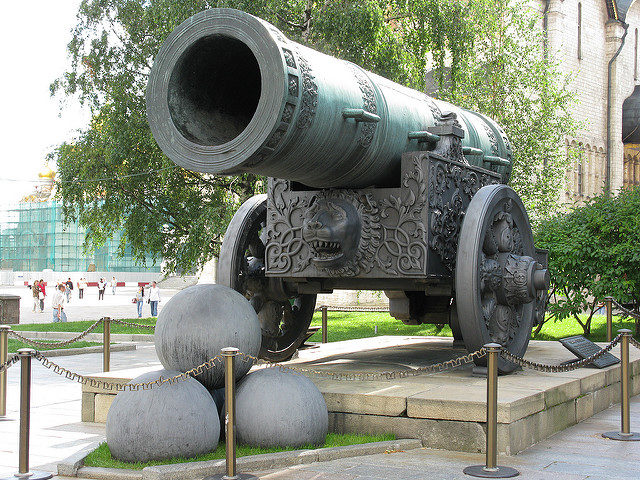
51,0,576,272
535,187,640,335
417,0,577,221
84,433,396,469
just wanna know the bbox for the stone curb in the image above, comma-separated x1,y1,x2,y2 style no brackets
67,439,422,480
35,344,136,358
58,442,103,477
13,331,155,343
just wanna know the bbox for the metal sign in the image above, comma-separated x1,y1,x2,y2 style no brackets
560,335,620,369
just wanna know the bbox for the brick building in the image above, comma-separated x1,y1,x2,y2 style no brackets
541,0,640,202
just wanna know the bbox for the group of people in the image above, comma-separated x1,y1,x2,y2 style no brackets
28,277,162,323
29,279,47,313
134,281,161,318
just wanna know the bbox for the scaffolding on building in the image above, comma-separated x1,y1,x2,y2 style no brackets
0,200,160,273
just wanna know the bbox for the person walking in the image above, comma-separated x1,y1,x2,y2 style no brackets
51,283,67,323
39,279,46,313
135,285,145,318
148,281,160,317
111,276,117,295
98,278,106,300
30,280,40,312
77,278,86,299
65,278,74,303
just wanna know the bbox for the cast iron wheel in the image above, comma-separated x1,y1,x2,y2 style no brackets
217,194,317,362
455,185,549,373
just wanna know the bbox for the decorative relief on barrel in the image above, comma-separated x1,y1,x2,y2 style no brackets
376,155,428,275
288,75,299,97
483,124,500,156
351,67,378,148
428,158,500,272
282,48,296,69
296,50,318,130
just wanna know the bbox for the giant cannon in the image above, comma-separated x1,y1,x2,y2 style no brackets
147,8,550,372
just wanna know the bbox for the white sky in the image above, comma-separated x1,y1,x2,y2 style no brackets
0,0,90,206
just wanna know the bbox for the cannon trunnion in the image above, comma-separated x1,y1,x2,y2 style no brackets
148,8,550,372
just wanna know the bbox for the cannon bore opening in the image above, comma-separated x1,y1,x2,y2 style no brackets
168,35,262,146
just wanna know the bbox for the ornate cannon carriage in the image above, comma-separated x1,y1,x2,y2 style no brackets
147,8,549,372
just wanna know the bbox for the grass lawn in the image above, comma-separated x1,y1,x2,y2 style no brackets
8,338,102,353
7,312,637,344
307,311,638,343
11,318,156,335
84,432,396,470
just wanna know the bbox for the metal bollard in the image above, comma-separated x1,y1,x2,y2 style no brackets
464,344,519,478
603,329,640,441
103,317,111,373
205,348,258,480
321,306,328,344
0,325,9,417
0,349,52,480
605,297,613,342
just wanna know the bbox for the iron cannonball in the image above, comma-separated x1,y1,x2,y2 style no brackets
155,284,261,389
234,368,328,448
106,369,220,463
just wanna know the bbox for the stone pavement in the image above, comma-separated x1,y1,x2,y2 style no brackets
0,286,180,325
1,343,639,479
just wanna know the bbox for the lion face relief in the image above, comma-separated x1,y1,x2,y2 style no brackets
302,197,361,270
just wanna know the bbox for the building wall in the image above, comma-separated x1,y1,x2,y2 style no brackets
535,0,639,204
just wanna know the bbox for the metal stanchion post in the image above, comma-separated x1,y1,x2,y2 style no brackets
322,306,328,344
464,344,519,478
603,329,640,441
0,349,52,480
0,325,9,417
206,348,257,480
103,318,110,373
605,297,613,343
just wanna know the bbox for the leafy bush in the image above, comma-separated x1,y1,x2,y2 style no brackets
535,187,640,335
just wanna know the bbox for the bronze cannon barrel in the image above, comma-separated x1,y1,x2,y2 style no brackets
147,8,512,188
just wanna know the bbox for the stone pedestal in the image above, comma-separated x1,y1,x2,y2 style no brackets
0,294,20,324
81,336,640,455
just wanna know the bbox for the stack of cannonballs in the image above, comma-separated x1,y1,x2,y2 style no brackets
106,284,328,463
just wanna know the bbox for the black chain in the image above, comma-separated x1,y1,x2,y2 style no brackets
238,348,487,381
0,354,19,373
500,334,623,372
110,318,156,330
8,318,105,348
610,298,640,321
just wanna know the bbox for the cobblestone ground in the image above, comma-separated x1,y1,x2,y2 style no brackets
0,343,638,479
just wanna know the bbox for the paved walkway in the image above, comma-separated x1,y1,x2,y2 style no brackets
0,286,180,325
0,345,639,479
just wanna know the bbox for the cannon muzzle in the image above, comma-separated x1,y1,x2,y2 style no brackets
147,8,512,188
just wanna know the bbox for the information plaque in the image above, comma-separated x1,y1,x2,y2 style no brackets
559,335,620,369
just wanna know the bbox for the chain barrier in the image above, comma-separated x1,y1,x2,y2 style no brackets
109,318,156,330
315,305,388,313
610,298,640,321
7,318,105,349
238,349,487,381
32,351,223,391
0,354,19,374
500,333,623,373
629,336,640,351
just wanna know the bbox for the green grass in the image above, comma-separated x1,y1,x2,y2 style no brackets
307,311,638,343
8,338,102,353
11,318,156,334
8,311,637,344
84,433,396,470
